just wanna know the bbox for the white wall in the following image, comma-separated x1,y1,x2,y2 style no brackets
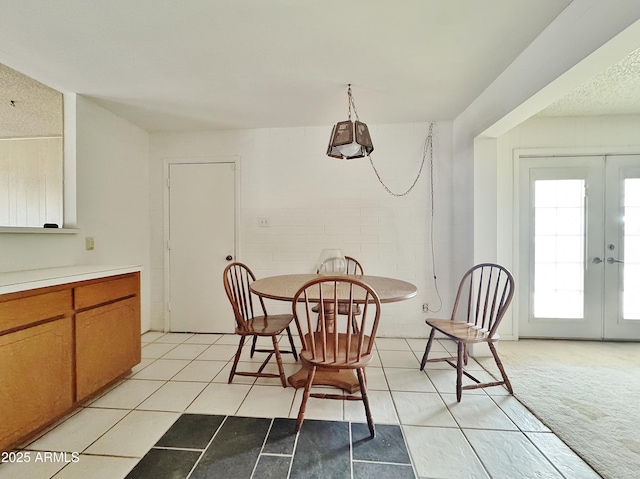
0,229,83,273
496,114,640,338
0,96,152,331
150,122,456,337
0,95,82,273
76,96,152,331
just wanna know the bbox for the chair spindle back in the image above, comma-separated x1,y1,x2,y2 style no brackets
344,256,364,275
451,263,514,337
292,276,380,366
316,256,364,275
223,262,266,331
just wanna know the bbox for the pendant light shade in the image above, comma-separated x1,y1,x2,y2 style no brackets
327,86,374,160
327,120,373,159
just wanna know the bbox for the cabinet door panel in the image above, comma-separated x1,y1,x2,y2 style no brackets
0,317,73,450
75,297,141,401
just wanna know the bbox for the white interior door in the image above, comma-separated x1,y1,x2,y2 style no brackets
518,154,640,340
603,155,640,339
168,162,235,333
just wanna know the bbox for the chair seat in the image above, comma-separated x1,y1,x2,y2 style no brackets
300,333,373,368
236,314,294,336
311,303,362,315
425,318,501,343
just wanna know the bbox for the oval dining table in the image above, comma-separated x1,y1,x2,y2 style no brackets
250,273,417,392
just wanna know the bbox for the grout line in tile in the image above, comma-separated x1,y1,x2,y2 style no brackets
75,408,142,455
349,422,354,479
458,427,497,479
184,415,228,479
287,418,302,479
352,459,413,466
152,445,206,452
70,451,143,459
251,418,275,479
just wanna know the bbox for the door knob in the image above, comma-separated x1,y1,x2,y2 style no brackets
226,255,233,261
592,257,603,264
607,257,623,264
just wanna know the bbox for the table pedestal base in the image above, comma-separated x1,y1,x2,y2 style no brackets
288,366,361,394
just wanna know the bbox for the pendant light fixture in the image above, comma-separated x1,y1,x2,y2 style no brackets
327,83,434,198
326,84,373,159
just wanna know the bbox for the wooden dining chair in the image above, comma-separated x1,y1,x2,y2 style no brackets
419,263,515,401
315,256,364,318
292,276,381,437
316,255,364,275
223,262,298,388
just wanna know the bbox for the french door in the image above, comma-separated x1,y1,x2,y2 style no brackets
519,154,640,340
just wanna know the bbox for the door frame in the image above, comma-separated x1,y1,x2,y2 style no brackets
512,147,640,340
162,156,241,332
517,154,605,339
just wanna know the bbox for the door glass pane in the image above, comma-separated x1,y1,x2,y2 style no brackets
533,180,585,318
623,178,640,320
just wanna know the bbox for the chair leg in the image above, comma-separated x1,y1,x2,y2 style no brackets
420,328,436,370
357,368,375,438
229,336,246,384
296,366,316,433
286,326,298,361
272,335,287,388
250,336,257,358
489,341,513,394
456,342,464,402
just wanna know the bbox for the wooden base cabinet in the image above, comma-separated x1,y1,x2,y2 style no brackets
76,297,140,401
0,317,74,450
0,271,141,452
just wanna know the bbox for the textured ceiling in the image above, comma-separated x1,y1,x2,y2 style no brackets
0,63,62,139
538,47,640,117
0,0,573,132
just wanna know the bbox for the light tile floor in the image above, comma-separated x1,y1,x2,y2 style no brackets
0,333,602,479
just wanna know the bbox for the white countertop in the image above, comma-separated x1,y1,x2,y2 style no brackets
0,265,142,295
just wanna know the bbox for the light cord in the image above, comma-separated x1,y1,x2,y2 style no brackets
367,123,432,197
348,86,432,197
427,128,442,313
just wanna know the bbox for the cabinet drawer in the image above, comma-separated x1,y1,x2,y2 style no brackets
75,297,141,401
0,289,72,334
74,273,139,310
0,317,73,451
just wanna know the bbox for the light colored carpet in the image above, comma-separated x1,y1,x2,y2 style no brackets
478,339,640,479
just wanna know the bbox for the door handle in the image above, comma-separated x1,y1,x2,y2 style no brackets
606,257,623,264
592,257,603,264
226,255,233,261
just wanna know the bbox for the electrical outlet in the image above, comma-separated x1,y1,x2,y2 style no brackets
258,217,269,227
422,303,429,312
85,237,95,250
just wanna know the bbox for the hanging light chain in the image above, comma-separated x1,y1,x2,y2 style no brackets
367,123,433,197
348,86,433,197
